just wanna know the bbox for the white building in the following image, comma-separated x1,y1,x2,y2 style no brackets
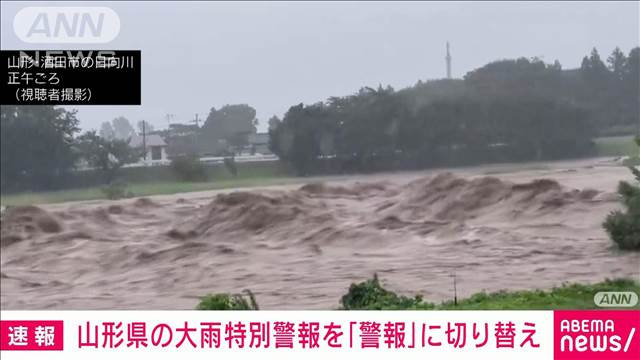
129,134,169,165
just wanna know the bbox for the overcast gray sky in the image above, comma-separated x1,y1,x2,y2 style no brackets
1,1,639,132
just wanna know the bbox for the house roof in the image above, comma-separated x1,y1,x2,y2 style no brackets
129,134,167,147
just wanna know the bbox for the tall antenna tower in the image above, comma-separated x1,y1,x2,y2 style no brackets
446,41,452,79
165,113,175,128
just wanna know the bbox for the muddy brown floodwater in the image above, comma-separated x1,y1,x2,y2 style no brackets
1,158,639,309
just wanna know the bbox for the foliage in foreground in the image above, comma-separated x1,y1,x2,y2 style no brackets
622,156,640,167
342,276,640,310
437,278,640,310
170,154,208,182
196,290,259,310
196,276,640,310
101,180,134,200
340,274,434,310
603,136,640,250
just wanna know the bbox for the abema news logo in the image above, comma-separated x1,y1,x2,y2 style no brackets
554,310,639,360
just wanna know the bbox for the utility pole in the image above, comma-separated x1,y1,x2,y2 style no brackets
142,120,147,161
193,113,200,128
453,272,458,307
192,113,200,156
446,41,452,79
165,113,175,128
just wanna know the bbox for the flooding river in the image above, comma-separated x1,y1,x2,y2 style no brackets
1,158,639,309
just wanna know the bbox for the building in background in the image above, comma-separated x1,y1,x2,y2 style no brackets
129,134,169,165
248,133,271,155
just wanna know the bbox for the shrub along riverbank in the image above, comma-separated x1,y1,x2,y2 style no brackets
196,276,640,310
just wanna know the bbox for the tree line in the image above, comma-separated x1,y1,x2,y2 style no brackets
1,46,638,191
270,47,639,175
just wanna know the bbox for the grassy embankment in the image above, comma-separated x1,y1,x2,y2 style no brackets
436,279,640,310
0,176,298,206
197,276,640,310
1,161,295,206
594,135,638,157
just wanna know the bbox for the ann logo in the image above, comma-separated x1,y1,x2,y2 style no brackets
14,7,120,43
27,12,104,38
594,292,638,308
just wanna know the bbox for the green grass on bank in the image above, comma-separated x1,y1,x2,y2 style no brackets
1,160,295,206
595,135,639,157
197,276,640,310
0,176,300,206
436,278,640,310
337,276,640,310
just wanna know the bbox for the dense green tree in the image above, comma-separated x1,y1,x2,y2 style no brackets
99,121,115,140
603,137,640,250
581,48,610,84
201,104,258,154
0,105,79,191
622,47,640,131
75,130,142,183
111,116,136,140
269,47,640,175
270,103,327,175
607,47,627,80
625,47,640,82
464,57,563,99
576,47,640,132
268,115,281,132
271,84,595,174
